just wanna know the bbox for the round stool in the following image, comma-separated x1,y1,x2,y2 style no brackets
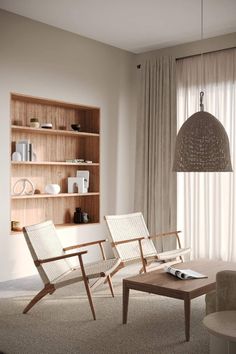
203,311,236,354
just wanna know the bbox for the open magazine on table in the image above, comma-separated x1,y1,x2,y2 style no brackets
164,266,208,280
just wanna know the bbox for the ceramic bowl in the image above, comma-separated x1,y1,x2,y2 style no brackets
45,184,60,195
71,124,81,131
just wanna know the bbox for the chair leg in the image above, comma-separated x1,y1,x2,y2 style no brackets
82,277,96,320
107,275,114,297
90,277,105,291
23,285,53,314
78,254,96,320
104,262,124,283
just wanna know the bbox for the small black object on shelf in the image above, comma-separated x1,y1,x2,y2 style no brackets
71,124,81,132
73,207,83,224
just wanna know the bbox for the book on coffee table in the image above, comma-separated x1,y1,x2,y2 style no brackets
164,266,207,280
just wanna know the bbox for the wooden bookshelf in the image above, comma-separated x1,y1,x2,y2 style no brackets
10,93,100,231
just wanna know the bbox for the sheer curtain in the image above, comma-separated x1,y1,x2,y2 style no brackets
177,48,236,261
135,57,177,250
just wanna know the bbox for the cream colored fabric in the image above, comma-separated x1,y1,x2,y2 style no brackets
24,221,71,284
105,212,190,263
177,48,236,261
23,220,121,287
156,247,190,261
54,258,120,289
205,270,236,315
135,57,177,252
105,212,157,261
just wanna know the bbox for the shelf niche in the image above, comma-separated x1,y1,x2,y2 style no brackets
11,93,100,231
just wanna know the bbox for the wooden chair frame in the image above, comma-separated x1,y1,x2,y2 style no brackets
105,213,191,276
23,224,120,320
110,231,185,274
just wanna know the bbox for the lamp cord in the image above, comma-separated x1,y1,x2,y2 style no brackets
200,0,205,111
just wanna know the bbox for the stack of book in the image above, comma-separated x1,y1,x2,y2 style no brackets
16,140,33,161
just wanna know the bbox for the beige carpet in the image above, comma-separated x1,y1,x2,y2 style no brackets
0,270,209,354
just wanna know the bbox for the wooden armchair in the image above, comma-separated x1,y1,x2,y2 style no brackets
105,212,190,274
23,220,121,319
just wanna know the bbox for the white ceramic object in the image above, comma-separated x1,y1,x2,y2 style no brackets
76,170,89,192
45,184,60,195
68,177,87,193
12,151,22,161
41,123,53,129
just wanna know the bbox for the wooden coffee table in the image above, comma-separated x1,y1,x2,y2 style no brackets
123,259,236,341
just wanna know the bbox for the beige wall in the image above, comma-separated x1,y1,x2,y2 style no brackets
0,10,136,281
1,8,236,282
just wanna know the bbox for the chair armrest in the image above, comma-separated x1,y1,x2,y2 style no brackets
149,231,182,249
111,237,145,247
111,237,147,272
148,231,181,239
63,239,108,252
34,250,87,266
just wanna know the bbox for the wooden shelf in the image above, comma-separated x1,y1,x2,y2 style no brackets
11,93,100,228
11,161,99,166
11,222,100,235
12,125,99,137
11,192,100,200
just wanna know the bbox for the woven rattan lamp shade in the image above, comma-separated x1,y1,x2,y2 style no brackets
173,111,233,172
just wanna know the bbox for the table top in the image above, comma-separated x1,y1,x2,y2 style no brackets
123,259,236,299
203,311,236,342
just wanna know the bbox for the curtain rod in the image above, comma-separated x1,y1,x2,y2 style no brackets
136,45,236,68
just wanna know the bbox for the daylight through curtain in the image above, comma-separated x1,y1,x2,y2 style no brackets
177,48,236,261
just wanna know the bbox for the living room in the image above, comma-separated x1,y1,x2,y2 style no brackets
0,1,236,353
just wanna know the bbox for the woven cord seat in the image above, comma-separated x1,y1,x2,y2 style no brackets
22,220,121,319
105,212,191,274
156,247,191,261
55,258,120,288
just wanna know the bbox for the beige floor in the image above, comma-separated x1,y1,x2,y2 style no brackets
0,264,210,354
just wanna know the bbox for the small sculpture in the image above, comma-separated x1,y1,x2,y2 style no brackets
13,178,35,196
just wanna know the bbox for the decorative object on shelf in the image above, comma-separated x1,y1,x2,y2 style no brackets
85,160,93,164
65,159,85,163
82,212,89,223
15,139,34,161
30,118,40,128
173,0,232,172
11,151,22,161
11,93,100,229
13,178,35,196
41,123,53,129
76,170,89,193
73,207,83,223
45,183,60,195
68,177,87,194
71,123,81,131
11,220,22,232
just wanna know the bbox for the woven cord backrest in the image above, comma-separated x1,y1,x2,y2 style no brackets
23,221,71,284
105,212,157,261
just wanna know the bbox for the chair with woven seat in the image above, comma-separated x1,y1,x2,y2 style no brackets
23,220,121,319
105,212,190,274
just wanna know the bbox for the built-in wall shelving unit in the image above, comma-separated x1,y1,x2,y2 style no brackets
10,93,100,234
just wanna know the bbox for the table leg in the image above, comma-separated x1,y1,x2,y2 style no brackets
184,297,191,341
123,281,130,324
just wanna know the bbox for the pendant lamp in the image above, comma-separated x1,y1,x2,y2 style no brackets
173,1,233,172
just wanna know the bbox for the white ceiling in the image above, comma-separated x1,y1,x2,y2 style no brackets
1,0,236,53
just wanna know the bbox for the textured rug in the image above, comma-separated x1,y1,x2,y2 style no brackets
0,271,209,354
